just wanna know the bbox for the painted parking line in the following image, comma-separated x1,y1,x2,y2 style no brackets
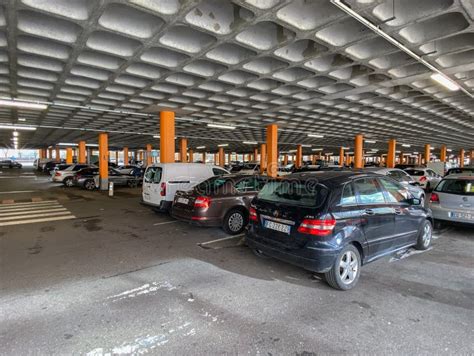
0,200,57,207
198,234,245,246
153,220,179,226
0,190,36,194
0,200,75,226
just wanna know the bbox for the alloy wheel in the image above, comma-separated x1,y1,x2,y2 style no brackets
228,212,244,232
339,251,358,285
422,223,431,248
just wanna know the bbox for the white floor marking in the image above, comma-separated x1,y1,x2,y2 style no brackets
0,190,36,194
198,234,245,246
0,200,75,226
153,220,179,226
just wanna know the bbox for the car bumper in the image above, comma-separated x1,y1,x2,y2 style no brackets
171,208,222,227
141,199,172,212
431,205,474,225
52,176,64,182
246,228,338,273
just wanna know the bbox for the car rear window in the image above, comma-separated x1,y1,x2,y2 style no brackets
405,169,424,176
257,179,328,208
435,179,474,195
144,167,162,184
195,176,232,194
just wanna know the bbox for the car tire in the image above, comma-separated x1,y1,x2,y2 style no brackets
222,208,247,235
419,194,425,207
415,220,433,250
127,180,138,188
63,177,74,187
325,244,361,291
84,179,96,190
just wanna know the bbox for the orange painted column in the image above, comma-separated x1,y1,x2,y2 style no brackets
260,143,267,174
424,144,431,165
253,148,258,161
202,152,206,163
440,145,447,162
227,153,231,165
295,145,303,169
115,151,119,164
78,141,86,164
189,149,194,163
459,149,465,168
470,150,474,165
214,153,218,164
139,151,144,162
146,144,152,166
160,111,175,163
179,138,187,163
66,147,73,164
266,124,278,177
387,139,396,168
48,147,53,159
218,147,225,167
354,134,364,169
123,147,129,164
398,151,404,165
98,133,108,190
55,147,60,162
339,147,344,167
283,155,288,165
418,154,422,166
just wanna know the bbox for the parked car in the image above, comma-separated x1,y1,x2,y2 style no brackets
231,162,260,174
172,175,269,235
429,175,474,228
94,168,141,189
427,162,454,177
51,164,72,175
404,167,442,191
72,167,99,190
34,158,52,171
246,171,433,290
42,160,66,173
0,159,22,168
293,164,347,173
116,165,137,175
445,167,474,176
52,164,92,186
363,168,426,205
142,163,230,212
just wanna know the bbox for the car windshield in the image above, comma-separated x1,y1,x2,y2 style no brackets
258,179,328,207
435,179,474,195
144,167,162,184
405,169,425,176
195,176,232,195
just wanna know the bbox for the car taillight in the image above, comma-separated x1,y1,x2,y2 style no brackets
430,192,439,203
55,172,61,177
160,182,166,196
194,196,211,209
419,176,427,182
298,218,336,236
249,207,257,221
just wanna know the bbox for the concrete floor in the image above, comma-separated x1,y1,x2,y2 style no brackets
1,167,473,354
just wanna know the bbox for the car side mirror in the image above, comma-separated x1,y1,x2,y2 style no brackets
409,197,421,206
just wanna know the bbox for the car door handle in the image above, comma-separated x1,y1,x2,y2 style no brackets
394,208,402,215
364,209,375,216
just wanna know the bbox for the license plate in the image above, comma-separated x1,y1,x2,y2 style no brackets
177,197,189,205
264,220,291,234
450,212,473,220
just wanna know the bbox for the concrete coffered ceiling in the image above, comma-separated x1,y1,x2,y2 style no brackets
0,0,473,155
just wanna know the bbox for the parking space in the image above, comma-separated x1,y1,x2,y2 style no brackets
1,167,473,354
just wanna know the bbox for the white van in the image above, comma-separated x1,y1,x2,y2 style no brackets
142,163,229,211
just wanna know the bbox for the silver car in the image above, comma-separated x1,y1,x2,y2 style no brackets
429,175,474,228
365,168,426,206
404,167,442,191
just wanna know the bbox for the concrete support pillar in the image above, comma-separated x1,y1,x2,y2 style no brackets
189,149,194,163
354,134,364,169
459,149,465,168
55,147,60,162
98,133,108,190
470,150,474,165
418,154,422,166
214,153,218,164
424,144,431,165
260,143,267,174
253,148,258,161
440,145,447,162
179,138,187,163
139,151,143,162
295,145,303,168
146,144,152,166
78,141,86,164
160,111,175,163
66,147,73,164
266,124,278,177
227,153,231,165
398,151,404,164
339,147,344,167
202,152,206,163
48,147,53,159
87,148,91,165
218,147,225,167
123,147,129,164
387,139,396,168
283,155,288,165
115,150,118,164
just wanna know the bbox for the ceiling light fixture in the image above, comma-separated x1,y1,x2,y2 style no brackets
431,73,460,91
300,144,312,147
0,99,48,110
218,143,229,147
153,135,160,138
243,141,258,145
402,144,411,147
0,124,37,131
311,148,323,151
365,140,376,144
196,146,206,149
207,123,236,130
307,134,324,138
13,131,19,137
18,118,26,121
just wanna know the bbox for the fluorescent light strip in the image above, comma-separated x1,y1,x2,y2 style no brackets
243,141,258,145
207,123,236,130
0,99,48,110
218,143,229,147
0,124,37,131
431,73,459,91
196,146,206,149
311,148,323,151
307,134,324,138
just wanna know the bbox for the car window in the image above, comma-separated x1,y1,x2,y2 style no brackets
212,168,227,176
405,169,424,176
234,177,258,192
258,179,328,208
340,182,356,205
144,167,162,184
256,178,268,191
354,178,385,205
435,179,474,195
379,178,410,203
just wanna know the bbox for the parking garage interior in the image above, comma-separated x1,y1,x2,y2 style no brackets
0,0,473,354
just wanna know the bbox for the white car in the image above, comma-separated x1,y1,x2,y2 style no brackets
142,163,229,212
52,164,93,186
404,167,443,191
115,165,137,175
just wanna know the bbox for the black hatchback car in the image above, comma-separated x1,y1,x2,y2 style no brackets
246,171,433,290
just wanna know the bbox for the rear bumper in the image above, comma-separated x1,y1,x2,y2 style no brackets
171,207,222,227
141,199,172,212
431,205,474,225
246,228,338,273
